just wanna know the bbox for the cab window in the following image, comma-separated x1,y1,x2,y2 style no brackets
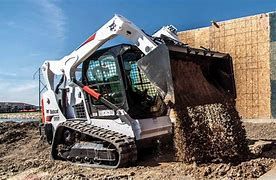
86,54,124,105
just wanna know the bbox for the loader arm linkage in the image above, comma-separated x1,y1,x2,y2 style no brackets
42,14,159,90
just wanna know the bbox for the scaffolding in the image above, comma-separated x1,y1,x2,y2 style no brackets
33,68,47,111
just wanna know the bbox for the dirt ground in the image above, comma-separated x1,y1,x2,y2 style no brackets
0,122,276,180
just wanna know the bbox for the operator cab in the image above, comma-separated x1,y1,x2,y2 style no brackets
81,44,166,119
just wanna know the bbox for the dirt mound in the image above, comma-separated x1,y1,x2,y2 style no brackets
0,121,38,133
171,59,249,163
0,130,26,144
0,122,38,144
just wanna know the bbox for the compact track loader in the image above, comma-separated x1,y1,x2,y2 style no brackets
40,15,237,168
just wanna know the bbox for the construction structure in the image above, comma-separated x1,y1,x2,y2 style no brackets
0,102,37,113
178,11,276,119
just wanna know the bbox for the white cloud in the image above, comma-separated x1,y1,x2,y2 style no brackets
6,21,16,27
0,71,17,77
36,0,66,40
5,0,67,40
3,1,66,41
0,0,66,105
0,80,39,105
10,83,38,93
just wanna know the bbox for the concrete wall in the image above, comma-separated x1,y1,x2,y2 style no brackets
178,12,276,119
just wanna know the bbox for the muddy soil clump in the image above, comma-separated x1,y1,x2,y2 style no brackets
171,59,249,163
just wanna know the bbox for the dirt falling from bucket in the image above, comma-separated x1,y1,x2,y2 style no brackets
171,58,249,163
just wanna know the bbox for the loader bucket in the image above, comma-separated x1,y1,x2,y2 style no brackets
137,43,236,106
138,42,248,163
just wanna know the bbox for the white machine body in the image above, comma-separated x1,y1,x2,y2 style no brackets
41,14,180,141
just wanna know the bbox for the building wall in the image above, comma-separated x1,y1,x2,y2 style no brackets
178,12,274,119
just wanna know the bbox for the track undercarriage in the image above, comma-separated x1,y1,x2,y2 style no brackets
51,121,137,168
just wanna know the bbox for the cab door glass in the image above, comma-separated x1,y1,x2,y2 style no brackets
86,54,124,105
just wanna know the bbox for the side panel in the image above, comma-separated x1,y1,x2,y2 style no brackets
42,90,67,129
88,118,135,138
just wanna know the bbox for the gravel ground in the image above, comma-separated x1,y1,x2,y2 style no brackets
0,122,275,180
0,112,41,120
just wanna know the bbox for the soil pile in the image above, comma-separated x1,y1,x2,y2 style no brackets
171,59,249,163
0,122,37,144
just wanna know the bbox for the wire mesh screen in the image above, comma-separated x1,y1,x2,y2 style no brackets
87,55,119,83
86,54,124,105
129,63,157,96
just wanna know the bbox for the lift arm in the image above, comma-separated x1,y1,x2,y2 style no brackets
41,14,160,90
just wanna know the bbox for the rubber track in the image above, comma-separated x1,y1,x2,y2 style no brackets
52,121,137,168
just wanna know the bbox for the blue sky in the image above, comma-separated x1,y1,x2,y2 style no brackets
0,0,275,105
